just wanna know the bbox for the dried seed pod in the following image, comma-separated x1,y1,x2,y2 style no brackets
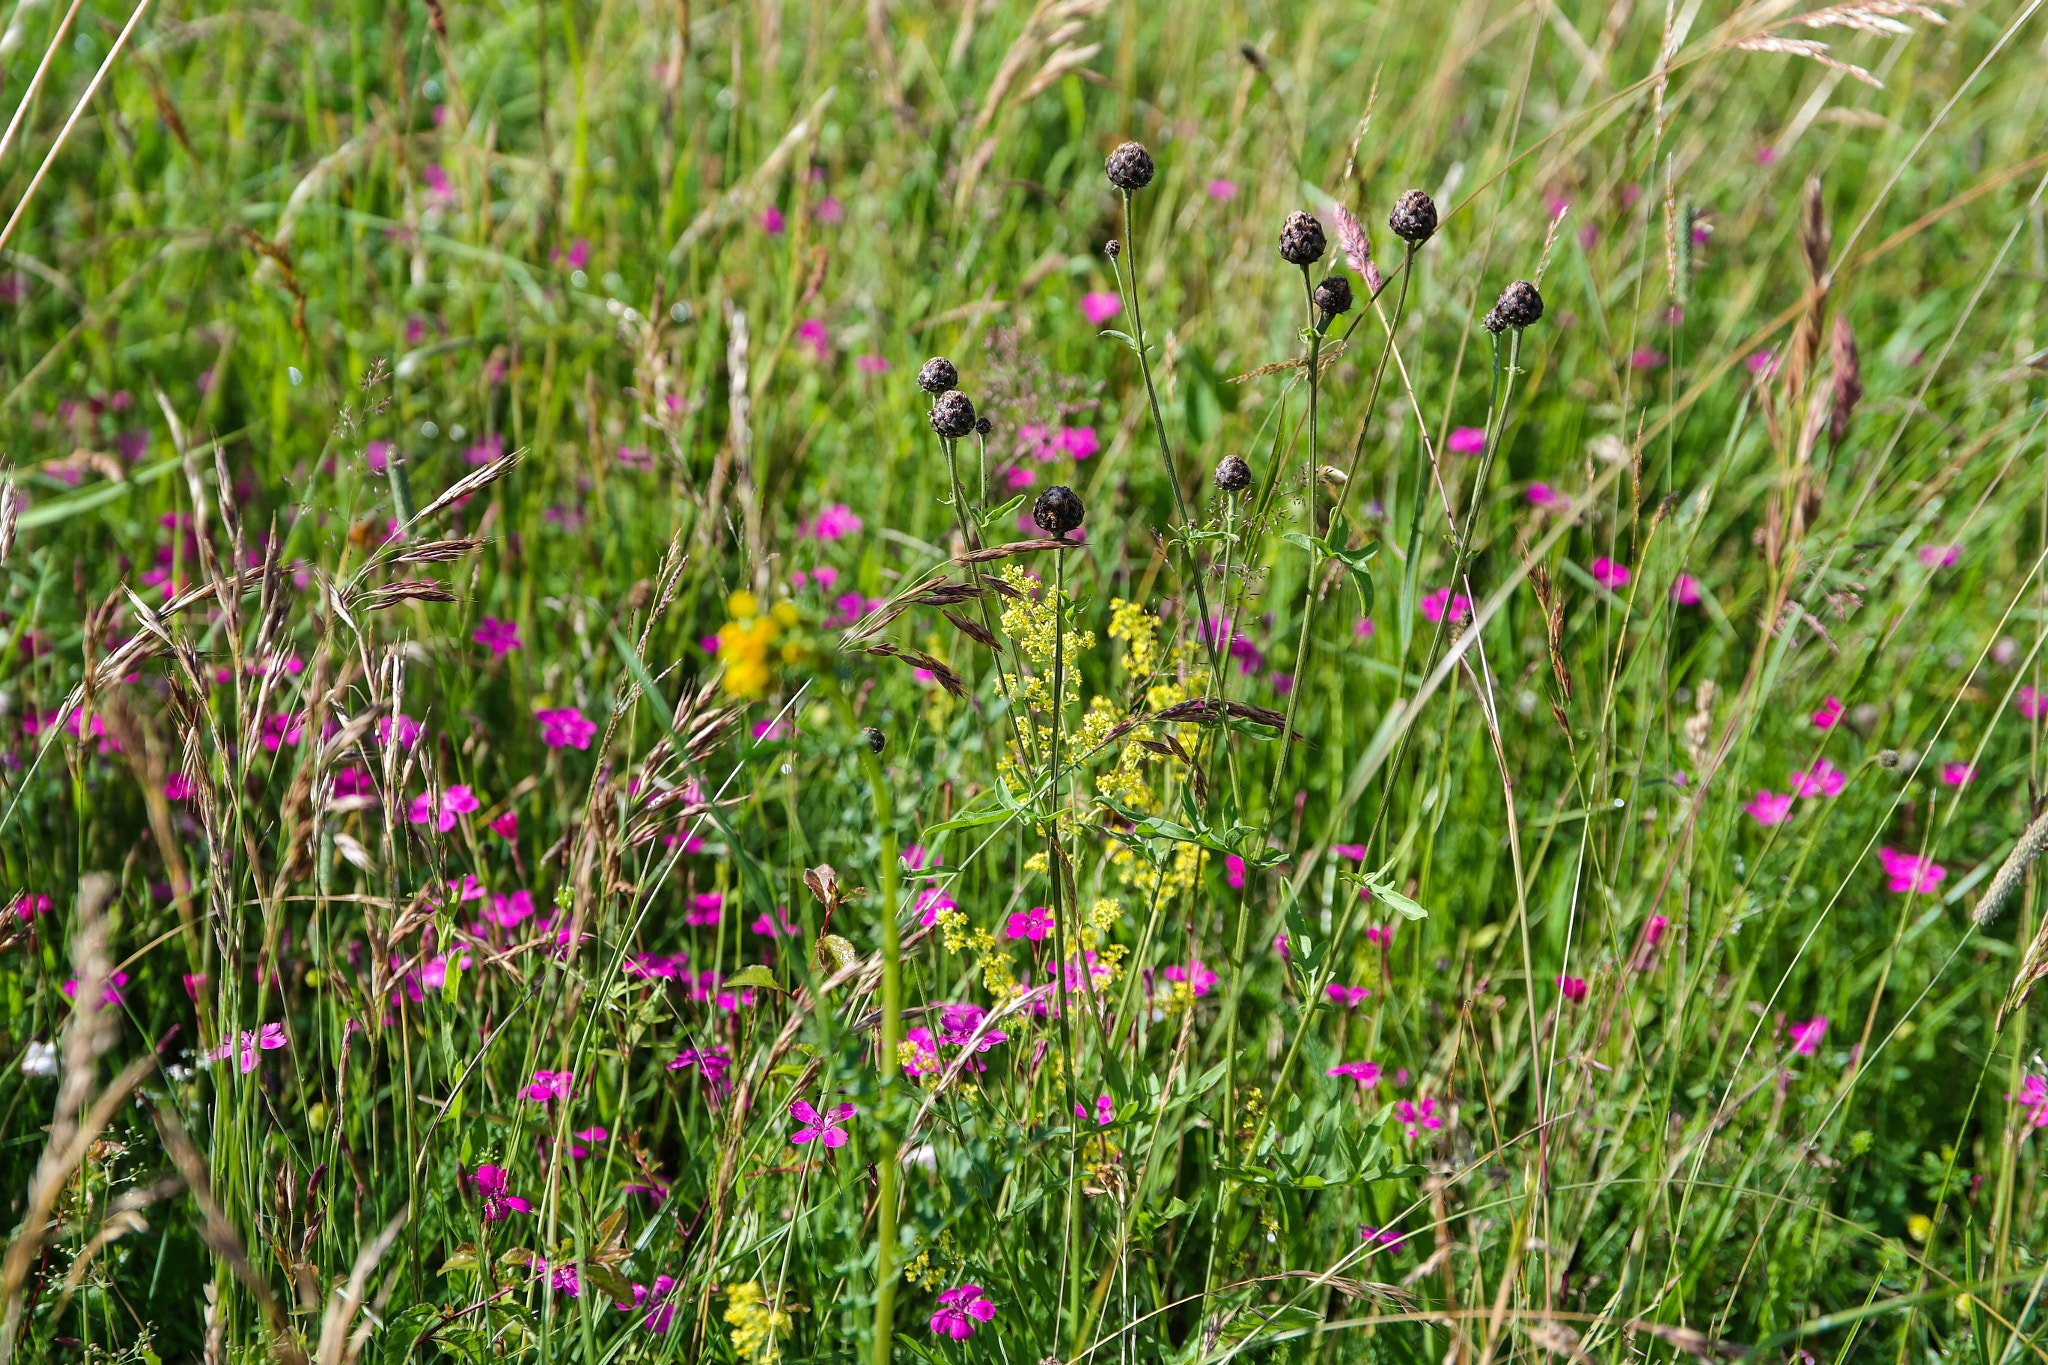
1493,280,1544,329
929,391,977,439
1214,455,1253,493
974,416,993,437
1032,485,1085,536
917,357,958,394
1313,275,1354,325
1278,211,1327,266
1105,141,1155,191
862,726,885,754
1388,189,1438,245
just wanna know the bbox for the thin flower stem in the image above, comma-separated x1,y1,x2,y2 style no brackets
1267,270,1321,810
1045,544,1083,1348
1120,189,1228,694
942,435,1038,772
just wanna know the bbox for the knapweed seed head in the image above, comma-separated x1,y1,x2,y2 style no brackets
917,357,958,394
1105,141,1155,191
1494,280,1544,329
1104,239,1120,259
1313,275,1354,326
1214,454,1252,493
1278,211,1327,266
1481,307,1508,335
862,726,885,753
930,390,977,438
974,416,993,436
1388,189,1439,244
1033,485,1085,536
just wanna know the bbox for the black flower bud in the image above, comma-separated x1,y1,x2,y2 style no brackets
1214,455,1252,493
1105,239,1121,259
1105,142,1155,191
1278,211,1327,266
929,390,977,439
1313,275,1354,324
862,726,886,754
1032,485,1085,536
1388,189,1438,245
974,416,993,437
917,357,958,394
1494,280,1544,329
1481,308,1507,335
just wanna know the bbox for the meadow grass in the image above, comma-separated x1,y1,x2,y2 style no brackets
2,0,2048,1360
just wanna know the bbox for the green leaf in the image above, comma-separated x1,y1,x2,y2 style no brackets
979,492,1027,528
1363,861,1431,921
723,964,786,992
1218,1304,1323,1343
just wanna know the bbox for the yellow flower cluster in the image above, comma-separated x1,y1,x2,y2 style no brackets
1110,839,1207,903
1108,598,1161,677
716,591,802,700
724,1282,791,1361
998,565,1094,668
930,907,1022,1001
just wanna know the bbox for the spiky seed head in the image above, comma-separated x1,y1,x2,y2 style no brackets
1278,211,1327,266
929,390,977,439
1032,485,1085,536
917,357,958,394
1214,454,1253,493
1105,239,1120,259
1481,308,1508,336
1494,280,1544,329
862,726,886,754
1105,142,1155,191
1388,189,1439,245
1877,749,1901,769
1313,275,1354,323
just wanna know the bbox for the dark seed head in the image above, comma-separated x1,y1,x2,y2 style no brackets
1032,485,1085,536
917,357,958,394
1494,280,1544,329
929,390,977,439
974,416,993,437
1105,141,1155,191
1214,454,1253,493
1388,189,1438,245
862,726,885,754
1877,749,1900,769
1313,275,1354,323
1105,239,1121,259
1481,308,1508,336
1278,211,1327,266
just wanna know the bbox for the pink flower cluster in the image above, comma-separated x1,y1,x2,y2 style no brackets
1876,847,1944,894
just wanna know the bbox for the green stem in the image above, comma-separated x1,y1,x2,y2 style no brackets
1046,545,1084,1351
1268,267,1323,808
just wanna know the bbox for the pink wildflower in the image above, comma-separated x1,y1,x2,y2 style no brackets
61,972,129,1008
1447,426,1486,454
474,617,522,655
1630,349,1666,370
796,318,830,360
522,1069,574,1103
1058,426,1099,459
1396,1095,1444,1141
1005,906,1053,941
914,885,958,926
1789,758,1845,798
1919,544,1960,568
165,773,196,801
2018,687,2048,721
1327,1060,1382,1087
1325,984,1372,1007
1206,179,1238,202
855,354,889,373
1940,763,1974,786
1788,1016,1827,1056
1876,847,1945,894
1557,975,1587,1003
789,1099,855,1148
538,707,597,749
1527,482,1569,509
206,1022,288,1074
1745,790,1793,825
760,206,786,234
1590,557,1631,590
1421,589,1471,624
930,1284,996,1340
1074,1094,1114,1126
1162,960,1216,997
1746,350,1779,378
1811,696,1844,729
1080,291,1121,325
407,784,480,833
1671,574,1703,605
490,811,518,839
2015,1075,2048,1128
472,1164,532,1221
686,893,722,927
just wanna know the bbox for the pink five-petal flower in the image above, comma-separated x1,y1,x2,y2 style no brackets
1788,1015,1828,1056
1590,557,1631,590
473,1164,532,1221
1447,426,1486,455
1877,847,1945,894
2015,1075,2048,1128
1074,1094,1114,1126
789,1099,855,1148
930,1284,996,1340
1811,696,1844,729
538,707,597,749
1941,763,1975,786
1421,588,1472,623
523,1069,574,1103
474,617,522,655
1396,1095,1444,1140
1745,790,1794,826
1557,975,1588,1003
1162,959,1217,997
1327,1060,1382,1087
1789,758,1845,798
1080,291,1121,325
1005,906,1052,941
